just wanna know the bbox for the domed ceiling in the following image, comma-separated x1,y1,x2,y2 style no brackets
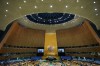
0,0,100,31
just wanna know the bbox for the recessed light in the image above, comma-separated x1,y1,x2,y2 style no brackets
94,1,96,3
96,14,98,16
65,5,68,8
50,5,53,8
81,6,83,8
19,7,22,9
77,0,79,3
34,6,37,8
6,2,9,4
95,8,97,11
41,0,43,1
6,10,8,12
5,15,7,17
24,0,26,3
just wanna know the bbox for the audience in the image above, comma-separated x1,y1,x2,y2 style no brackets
0,59,100,66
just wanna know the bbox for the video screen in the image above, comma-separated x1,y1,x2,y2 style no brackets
38,49,44,53
58,49,64,52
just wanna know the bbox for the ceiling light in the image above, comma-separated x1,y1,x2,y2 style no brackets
34,6,37,8
65,5,68,8
19,7,22,9
5,15,7,17
24,0,26,3
6,2,9,4
50,5,53,8
77,0,79,3
96,14,98,16
94,1,96,3
41,0,43,1
6,10,8,12
95,8,97,11
81,6,83,8
59,0,61,1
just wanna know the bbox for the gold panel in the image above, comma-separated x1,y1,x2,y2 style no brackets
44,33,58,56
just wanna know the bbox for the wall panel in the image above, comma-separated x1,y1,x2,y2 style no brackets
4,22,45,47
0,22,19,49
0,48,37,53
56,21,98,47
65,47,100,52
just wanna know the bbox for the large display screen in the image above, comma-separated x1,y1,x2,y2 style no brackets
38,48,64,53
38,49,44,53
58,49,64,52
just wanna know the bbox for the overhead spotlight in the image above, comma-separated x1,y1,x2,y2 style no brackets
65,5,68,8
50,5,53,8
94,1,96,3
24,0,27,3
95,8,97,11
5,15,7,17
96,14,98,16
6,2,9,4
77,0,79,3
19,7,22,9
34,6,37,8
6,10,8,12
81,6,83,8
